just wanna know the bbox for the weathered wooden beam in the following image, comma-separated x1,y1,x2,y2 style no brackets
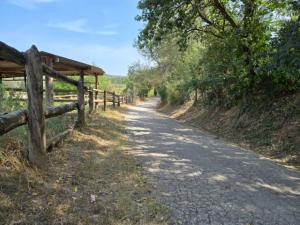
112,92,116,108
0,109,28,136
75,70,85,127
4,88,76,93
55,94,77,98
92,88,103,92
88,89,94,114
9,97,81,103
44,57,54,106
0,41,26,65
94,75,99,109
53,89,77,93
53,99,79,103
25,45,47,168
0,103,78,136
103,90,107,111
42,63,79,86
45,103,78,118
94,99,104,103
47,128,73,152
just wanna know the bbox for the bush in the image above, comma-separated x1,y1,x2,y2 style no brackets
158,85,167,102
166,84,185,105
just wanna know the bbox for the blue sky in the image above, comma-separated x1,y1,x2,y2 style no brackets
0,0,146,75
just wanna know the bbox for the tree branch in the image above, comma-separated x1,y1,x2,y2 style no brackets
213,0,238,28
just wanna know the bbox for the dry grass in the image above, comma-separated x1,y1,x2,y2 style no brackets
0,107,170,225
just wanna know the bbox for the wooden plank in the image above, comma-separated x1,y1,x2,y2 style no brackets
88,89,94,114
42,63,79,86
94,99,104,103
9,98,81,103
44,57,54,106
53,99,78,102
75,70,85,127
112,92,116,108
0,41,26,65
103,90,107,111
94,75,99,109
25,45,47,168
54,94,77,98
92,88,104,93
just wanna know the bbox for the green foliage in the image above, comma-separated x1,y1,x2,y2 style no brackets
125,62,153,99
157,85,167,102
0,84,25,112
99,75,127,94
131,0,300,106
53,75,126,94
259,2,300,94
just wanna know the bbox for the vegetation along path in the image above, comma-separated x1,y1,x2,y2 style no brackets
126,97,300,225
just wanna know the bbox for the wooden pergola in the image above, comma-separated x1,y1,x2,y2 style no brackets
0,47,105,106
0,51,104,77
0,41,128,167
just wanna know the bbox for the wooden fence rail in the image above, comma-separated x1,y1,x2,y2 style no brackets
0,41,129,167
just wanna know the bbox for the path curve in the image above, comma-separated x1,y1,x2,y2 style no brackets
125,97,300,225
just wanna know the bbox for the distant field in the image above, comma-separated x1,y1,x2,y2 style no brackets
1,74,128,95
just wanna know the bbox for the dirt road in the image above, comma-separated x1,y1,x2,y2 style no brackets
126,97,300,225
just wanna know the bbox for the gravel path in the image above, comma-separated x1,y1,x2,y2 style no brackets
125,97,300,225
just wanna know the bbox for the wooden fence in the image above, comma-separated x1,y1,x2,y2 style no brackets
0,42,127,168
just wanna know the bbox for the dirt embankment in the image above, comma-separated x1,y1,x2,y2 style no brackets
158,94,300,169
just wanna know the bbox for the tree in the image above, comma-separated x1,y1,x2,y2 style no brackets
136,0,289,92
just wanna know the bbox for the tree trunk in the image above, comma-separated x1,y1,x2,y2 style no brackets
194,89,198,104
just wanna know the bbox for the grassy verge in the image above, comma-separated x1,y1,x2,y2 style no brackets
0,107,170,225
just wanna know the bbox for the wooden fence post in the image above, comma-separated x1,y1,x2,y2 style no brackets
103,90,107,111
44,57,54,106
25,45,46,168
76,70,85,127
118,95,120,107
113,92,116,108
88,89,94,114
94,75,99,110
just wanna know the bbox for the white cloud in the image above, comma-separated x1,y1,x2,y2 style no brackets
47,19,118,36
96,31,118,36
102,23,120,29
47,19,88,33
7,0,58,9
